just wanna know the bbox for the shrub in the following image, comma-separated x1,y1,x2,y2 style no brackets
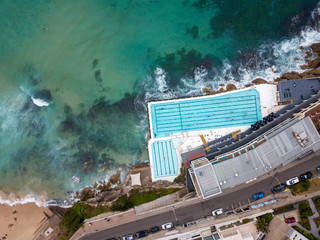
242,218,251,224
174,166,186,184
59,203,98,239
111,194,133,211
273,204,294,214
293,226,317,240
259,213,273,224
314,217,320,228
256,218,270,234
111,188,181,211
298,201,314,231
313,197,320,213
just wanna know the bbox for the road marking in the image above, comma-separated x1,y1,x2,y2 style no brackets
239,202,242,207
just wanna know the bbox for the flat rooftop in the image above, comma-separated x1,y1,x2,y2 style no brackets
211,116,320,190
149,89,262,138
192,158,221,199
278,78,320,104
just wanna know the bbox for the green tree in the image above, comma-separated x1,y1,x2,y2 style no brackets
256,217,270,234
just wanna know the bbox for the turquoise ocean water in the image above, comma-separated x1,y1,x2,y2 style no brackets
0,0,319,204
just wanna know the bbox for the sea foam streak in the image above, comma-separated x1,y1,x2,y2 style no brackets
31,97,49,107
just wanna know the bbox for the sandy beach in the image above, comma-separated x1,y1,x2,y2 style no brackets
0,203,52,240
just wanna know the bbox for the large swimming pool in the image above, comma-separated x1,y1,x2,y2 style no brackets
149,89,262,138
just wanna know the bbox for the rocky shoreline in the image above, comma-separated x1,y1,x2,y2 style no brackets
71,42,320,209
73,162,185,208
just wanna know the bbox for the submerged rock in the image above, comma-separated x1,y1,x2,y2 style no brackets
109,170,122,185
92,59,99,69
186,25,199,39
311,43,320,53
80,187,95,201
307,57,320,69
311,66,320,75
305,51,312,59
226,84,237,91
252,78,267,84
300,64,308,70
94,69,103,82
281,72,302,80
34,89,52,102
58,119,81,136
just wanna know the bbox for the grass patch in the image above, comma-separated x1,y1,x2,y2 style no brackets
111,188,181,211
290,180,311,195
293,225,317,240
291,178,320,196
273,204,294,214
298,201,314,231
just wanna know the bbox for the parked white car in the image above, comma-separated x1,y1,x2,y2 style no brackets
286,177,299,186
212,208,223,216
122,234,134,240
161,222,173,229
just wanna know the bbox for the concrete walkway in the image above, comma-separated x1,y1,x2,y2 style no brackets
307,198,320,238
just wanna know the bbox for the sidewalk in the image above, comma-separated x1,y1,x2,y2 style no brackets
307,198,320,238
72,189,320,240
71,150,320,240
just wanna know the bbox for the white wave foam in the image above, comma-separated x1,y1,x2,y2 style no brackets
194,66,208,81
0,191,47,207
20,86,50,107
31,96,49,107
154,67,168,92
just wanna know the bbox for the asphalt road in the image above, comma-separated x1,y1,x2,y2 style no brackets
82,152,320,240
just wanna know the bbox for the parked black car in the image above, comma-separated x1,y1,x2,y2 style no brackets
272,183,286,193
317,166,320,172
135,230,148,238
149,226,160,233
300,171,313,181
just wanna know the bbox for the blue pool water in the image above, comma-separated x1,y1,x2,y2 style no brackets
150,89,262,138
151,140,179,178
